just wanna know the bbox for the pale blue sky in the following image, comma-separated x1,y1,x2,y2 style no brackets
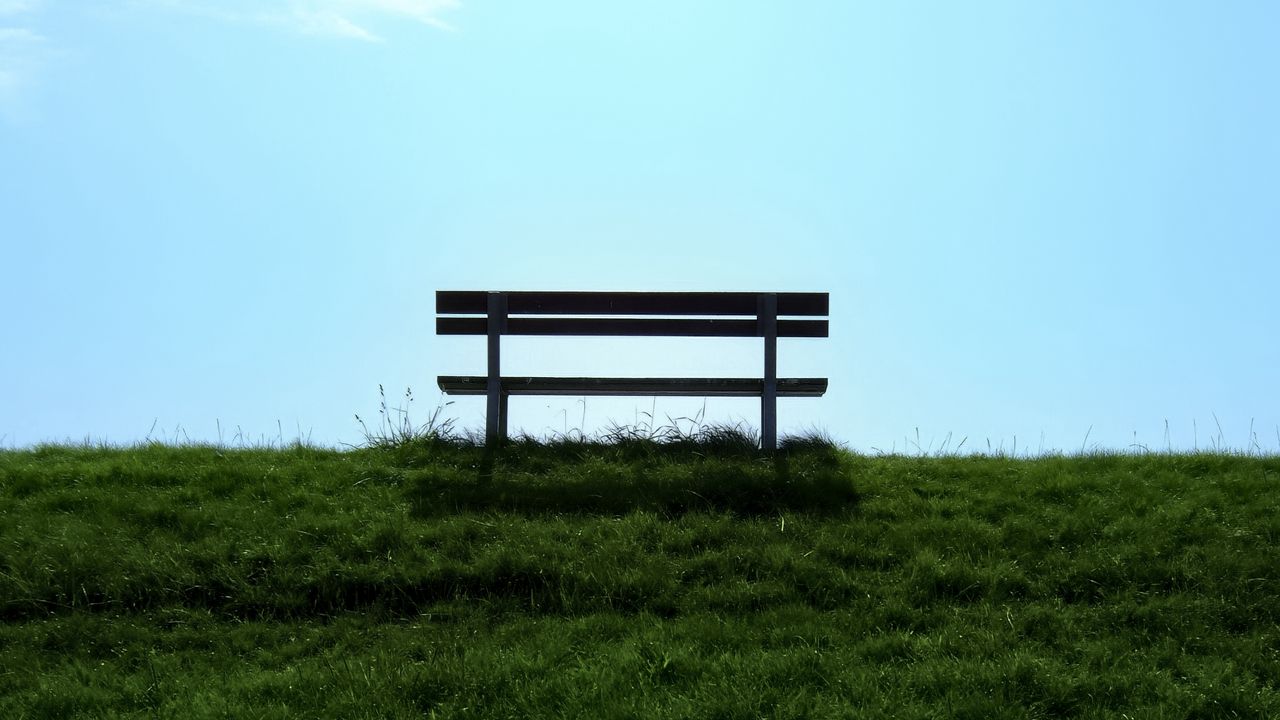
3,1,1277,452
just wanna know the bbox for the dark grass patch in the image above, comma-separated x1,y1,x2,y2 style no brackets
402,444,856,517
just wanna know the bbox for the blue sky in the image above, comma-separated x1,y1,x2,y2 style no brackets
2,1,1277,452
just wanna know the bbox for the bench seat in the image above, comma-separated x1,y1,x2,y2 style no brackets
438,376,828,398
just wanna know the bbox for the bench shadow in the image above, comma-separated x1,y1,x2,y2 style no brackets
404,444,860,518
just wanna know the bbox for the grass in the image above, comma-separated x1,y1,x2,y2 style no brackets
1,437,1278,718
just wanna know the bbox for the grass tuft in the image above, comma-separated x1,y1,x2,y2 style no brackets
354,385,456,450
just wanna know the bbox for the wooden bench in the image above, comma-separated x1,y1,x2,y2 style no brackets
435,291,829,450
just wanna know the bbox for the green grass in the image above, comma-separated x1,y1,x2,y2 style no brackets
1,439,1278,718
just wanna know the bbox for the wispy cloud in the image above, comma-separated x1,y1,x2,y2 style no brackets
4,0,457,118
0,1,46,117
289,10,384,41
149,0,461,42
0,1,39,15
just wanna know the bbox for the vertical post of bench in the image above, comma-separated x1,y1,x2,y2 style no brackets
486,292,508,444
759,293,778,452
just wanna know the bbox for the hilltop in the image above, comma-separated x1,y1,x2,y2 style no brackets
1,441,1277,718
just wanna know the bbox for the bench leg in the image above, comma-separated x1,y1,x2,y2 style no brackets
485,293,508,445
759,294,778,452
762,390,777,452
499,392,510,441
486,387,502,443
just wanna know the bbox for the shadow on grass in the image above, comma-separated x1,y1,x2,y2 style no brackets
399,438,859,518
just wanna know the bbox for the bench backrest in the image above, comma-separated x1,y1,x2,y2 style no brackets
436,291,829,337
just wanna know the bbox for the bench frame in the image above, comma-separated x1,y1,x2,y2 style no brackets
436,291,828,451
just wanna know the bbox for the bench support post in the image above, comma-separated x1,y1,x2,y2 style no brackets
486,292,508,444
759,293,778,452
498,393,510,441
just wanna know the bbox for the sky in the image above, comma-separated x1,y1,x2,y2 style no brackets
2,1,1278,453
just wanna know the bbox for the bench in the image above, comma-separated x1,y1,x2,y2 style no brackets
435,291,829,451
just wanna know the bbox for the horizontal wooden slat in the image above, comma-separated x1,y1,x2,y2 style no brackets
438,376,828,397
437,291,828,316
436,317,828,338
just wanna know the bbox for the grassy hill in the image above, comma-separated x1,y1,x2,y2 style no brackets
1,439,1278,718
